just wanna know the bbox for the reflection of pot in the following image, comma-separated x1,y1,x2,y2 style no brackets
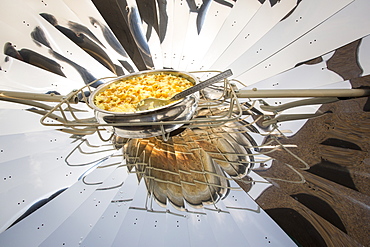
89,70,200,138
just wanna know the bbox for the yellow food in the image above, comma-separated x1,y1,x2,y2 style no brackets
94,73,193,112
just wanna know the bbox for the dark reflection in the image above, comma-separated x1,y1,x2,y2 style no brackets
265,208,327,247
30,26,104,88
155,0,168,43
40,13,120,75
195,0,212,34
68,21,106,48
308,160,358,191
327,39,363,80
31,26,52,48
116,0,155,70
291,193,347,233
4,42,65,77
363,97,370,111
320,138,362,151
258,0,281,7
52,51,103,88
187,0,234,34
89,17,131,60
136,0,160,41
4,26,105,87
7,188,67,229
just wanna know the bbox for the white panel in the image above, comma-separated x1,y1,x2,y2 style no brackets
39,166,127,246
0,109,56,135
0,1,116,84
180,1,235,71
224,180,296,246
164,202,191,247
0,143,119,231
0,57,83,96
247,171,272,200
211,0,297,71
170,0,192,68
235,0,370,86
111,180,149,246
137,200,166,247
0,130,73,164
177,12,199,70
61,0,138,73
144,22,165,70
186,207,219,247
81,172,138,246
195,0,263,71
243,58,343,90
0,22,86,86
0,156,119,246
358,34,370,75
159,0,175,68
227,0,354,77
202,200,250,247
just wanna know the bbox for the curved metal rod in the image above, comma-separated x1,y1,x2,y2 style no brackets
0,90,79,103
235,88,370,98
260,97,339,113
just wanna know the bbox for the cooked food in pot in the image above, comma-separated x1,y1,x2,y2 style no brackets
94,73,194,112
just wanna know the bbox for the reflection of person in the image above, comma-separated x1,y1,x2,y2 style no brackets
4,42,66,77
40,13,121,75
257,0,281,7
89,17,135,73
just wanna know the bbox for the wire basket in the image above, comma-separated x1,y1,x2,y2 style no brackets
38,71,251,140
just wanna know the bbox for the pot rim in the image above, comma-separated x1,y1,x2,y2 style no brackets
89,69,199,116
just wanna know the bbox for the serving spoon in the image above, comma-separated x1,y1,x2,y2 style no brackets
135,69,233,111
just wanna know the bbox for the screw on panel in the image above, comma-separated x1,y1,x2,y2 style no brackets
37,223,45,230
22,21,30,27
196,214,201,222
17,199,25,205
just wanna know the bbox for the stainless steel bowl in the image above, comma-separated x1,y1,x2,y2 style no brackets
89,70,200,138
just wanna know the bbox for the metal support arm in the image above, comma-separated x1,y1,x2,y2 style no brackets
235,88,370,98
0,90,79,104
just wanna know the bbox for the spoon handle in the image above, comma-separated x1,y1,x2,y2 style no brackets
171,69,233,101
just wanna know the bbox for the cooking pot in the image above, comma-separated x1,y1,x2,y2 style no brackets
89,70,199,138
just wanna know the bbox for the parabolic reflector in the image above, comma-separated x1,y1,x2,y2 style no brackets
0,0,369,246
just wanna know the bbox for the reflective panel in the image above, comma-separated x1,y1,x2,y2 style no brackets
0,0,369,246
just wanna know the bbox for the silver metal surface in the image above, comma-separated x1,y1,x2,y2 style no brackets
0,0,370,246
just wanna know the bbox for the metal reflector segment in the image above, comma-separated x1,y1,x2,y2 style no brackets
0,0,369,246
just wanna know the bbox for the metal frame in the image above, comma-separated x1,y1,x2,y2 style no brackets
1,71,370,140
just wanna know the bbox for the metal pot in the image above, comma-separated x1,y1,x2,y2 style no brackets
89,70,199,138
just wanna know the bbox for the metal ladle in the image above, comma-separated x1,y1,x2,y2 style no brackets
135,69,233,111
